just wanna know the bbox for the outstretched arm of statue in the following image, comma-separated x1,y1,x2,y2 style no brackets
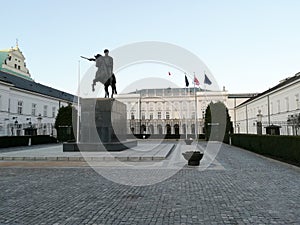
80,56,95,61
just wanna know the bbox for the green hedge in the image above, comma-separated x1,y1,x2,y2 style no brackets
231,134,300,165
56,127,74,142
0,135,57,148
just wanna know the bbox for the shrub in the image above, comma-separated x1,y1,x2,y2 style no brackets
231,134,300,165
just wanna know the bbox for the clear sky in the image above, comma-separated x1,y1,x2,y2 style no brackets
1,0,300,95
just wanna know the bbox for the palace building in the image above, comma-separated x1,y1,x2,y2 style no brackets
116,88,255,136
0,45,75,136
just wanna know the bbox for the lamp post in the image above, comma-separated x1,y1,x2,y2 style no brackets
26,118,32,127
11,117,18,136
257,110,263,135
37,114,42,135
236,122,240,134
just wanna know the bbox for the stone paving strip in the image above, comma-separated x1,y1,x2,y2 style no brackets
0,143,175,162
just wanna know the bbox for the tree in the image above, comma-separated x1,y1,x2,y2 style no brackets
204,101,233,143
55,105,77,142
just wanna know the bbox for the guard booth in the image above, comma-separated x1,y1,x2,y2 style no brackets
265,125,281,135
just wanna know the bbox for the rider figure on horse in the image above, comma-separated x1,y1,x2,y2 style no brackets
83,49,117,98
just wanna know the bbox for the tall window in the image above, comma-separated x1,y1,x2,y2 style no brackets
157,111,161,119
52,107,56,118
141,112,145,120
149,103,154,111
17,101,23,114
43,105,48,117
270,102,273,115
295,94,299,109
131,112,135,120
277,100,280,113
285,97,289,112
150,113,153,120
32,103,37,116
191,111,195,119
166,111,170,119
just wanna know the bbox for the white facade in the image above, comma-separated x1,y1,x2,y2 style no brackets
0,45,74,136
235,73,300,135
116,88,252,136
0,81,71,136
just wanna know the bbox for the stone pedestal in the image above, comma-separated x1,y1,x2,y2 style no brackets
63,98,137,152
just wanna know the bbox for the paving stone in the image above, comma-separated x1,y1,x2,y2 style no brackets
0,142,299,224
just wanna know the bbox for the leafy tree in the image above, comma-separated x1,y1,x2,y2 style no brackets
55,105,77,142
204,101,233,143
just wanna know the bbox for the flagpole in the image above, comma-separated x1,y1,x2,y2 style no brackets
76,60,80,144
204,70,207,104
194,72,198,140
184,73,188,140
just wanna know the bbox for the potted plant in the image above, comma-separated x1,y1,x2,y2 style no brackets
182,151,204,166
184,138,193,145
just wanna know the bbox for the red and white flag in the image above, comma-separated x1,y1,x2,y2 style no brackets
194,76,200,86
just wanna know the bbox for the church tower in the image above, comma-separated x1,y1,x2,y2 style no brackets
0,42,32,81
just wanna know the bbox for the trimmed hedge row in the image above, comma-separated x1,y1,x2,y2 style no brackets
127,134,206,140
231,134,300,165
0,135,57,148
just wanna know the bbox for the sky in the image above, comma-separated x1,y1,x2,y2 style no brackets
1,0,300,95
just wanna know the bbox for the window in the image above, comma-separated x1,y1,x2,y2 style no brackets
52,107,56,118
277,100,280,113
14,64,17,68
8,99,10,112
191,112,195,119
149,103,154,111
18,65,21,70
270,102,273,115
285,97,289,112
32,103,37,116
296,94,299,109
157,103,162,110
157,111,161,119
43,105,48,117
202,110,205,119
141,112,145,120
17,101,23,114
166,112,170,119
150,113,153,120
131,112,135,120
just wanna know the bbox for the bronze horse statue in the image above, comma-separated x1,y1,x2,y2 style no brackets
81,54,117,98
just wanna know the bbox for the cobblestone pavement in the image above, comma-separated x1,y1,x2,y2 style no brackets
0,143,299,225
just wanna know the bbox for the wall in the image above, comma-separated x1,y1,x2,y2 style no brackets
235,77,300,135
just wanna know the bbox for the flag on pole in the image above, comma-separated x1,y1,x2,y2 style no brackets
194,76,200,86
204,74,212,85
185,75,189,87
168,72,171,76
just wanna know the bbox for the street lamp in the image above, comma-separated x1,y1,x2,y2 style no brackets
37,114,42,135
257,110,263,135
26,118,32,127
236,122,240,134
